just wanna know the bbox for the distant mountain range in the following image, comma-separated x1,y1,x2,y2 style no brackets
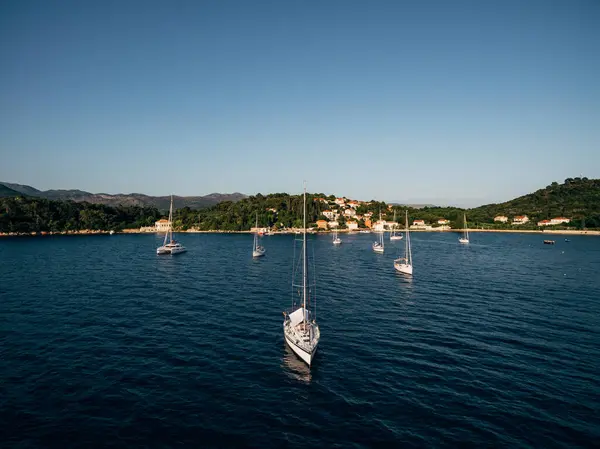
0,182,246,210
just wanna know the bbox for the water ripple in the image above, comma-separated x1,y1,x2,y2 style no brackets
1,232,599,448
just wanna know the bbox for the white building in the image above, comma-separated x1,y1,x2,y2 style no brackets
344,209,357,218
346,221,358,231
494,215,508,223
438,219,450,225
539,217,571,226
348,200,360,209
334,197,345,206
372,220,387,232
327,220,339,229
322,210,336,220
412,219,425,227
512,216,529,225
155,219,170,232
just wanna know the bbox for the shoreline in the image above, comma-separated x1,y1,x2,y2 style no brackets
2,228,599,237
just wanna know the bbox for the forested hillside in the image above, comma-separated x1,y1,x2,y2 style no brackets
1,178,598,233
0,197,160,233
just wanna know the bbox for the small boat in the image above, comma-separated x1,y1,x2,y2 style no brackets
157,196,187,255
394,210,413,275
332,227,342,245
372,212,385,253
458,213,470,244
564,238,570,242
283,183,320,367
390,210,403,240
359,230,371,234
543,240,555,245
109,230,115,235
252,213,266,257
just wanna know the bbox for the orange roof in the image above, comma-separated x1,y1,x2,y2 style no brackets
157,219,169,223
514,216,527,219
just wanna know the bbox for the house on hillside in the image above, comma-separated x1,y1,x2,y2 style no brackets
438,219,450,225
334,198,345,206
316,220,328,230
327,220,339,229
372,220,387,232
347,221,358,231
412,219,426,227
348,200,360,209
512,215,529,225
344,209,356,218
322,210,336,220
155,219,170,232
494,215,508,223
539,217,571,226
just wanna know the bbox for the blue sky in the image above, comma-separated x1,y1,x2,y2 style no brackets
1,0,598,207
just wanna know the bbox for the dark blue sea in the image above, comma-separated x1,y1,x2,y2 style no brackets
1,232,599,448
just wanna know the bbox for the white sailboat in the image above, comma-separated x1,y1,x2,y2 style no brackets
156,196,187,255
394,210,413,275
283,183,320,367
332,226,342,245
459,213,470,244
372,211,384,253
252,212,266,257
390,210,403,241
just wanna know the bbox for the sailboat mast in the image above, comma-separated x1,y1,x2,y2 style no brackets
302,183,307,313
165,195,173,245
405,210,411,264
254,212,258,250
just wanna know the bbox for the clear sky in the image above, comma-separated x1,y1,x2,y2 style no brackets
0,0,598,207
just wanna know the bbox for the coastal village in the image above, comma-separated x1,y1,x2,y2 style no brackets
135,197,574,234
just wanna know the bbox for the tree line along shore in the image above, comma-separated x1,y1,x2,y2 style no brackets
1,178,599,235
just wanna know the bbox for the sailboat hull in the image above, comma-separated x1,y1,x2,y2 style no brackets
458,238,469,244
394,262,413,275
284,332,316,366
253,249,265,257
156,247,171,255
390,235,403,240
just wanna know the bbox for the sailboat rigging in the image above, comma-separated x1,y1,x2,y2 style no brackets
372,211,384,253
390,210,403,241
283,182,320,367
252,212,266,257
332,226,342,245
459,213,470,244
394,210,413,275
156,195,187,255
